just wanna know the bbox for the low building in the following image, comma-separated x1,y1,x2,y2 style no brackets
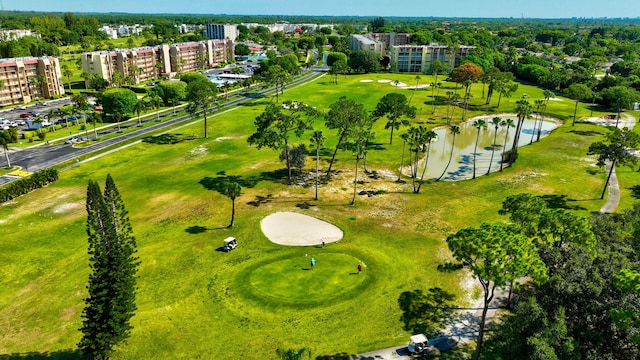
0,56,65,106
0,29,39,41
81,39,234,85
98,26,118,39
389,44,476,73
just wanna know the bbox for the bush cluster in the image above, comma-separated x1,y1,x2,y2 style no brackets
0,169,59,203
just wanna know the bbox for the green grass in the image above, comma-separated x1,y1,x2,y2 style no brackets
1,72,639,359
240,251,367,306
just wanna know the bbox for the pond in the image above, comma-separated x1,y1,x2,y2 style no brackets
409,116,559,181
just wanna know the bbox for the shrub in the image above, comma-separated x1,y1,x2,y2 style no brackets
38,132,46,140
22,131,34,139
0,169,59,203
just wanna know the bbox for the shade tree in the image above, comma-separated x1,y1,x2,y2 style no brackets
446,222,547,360
372,92,416,145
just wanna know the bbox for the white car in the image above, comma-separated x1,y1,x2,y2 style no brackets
9,121,18,127
65,135,84,144
15,105,27,110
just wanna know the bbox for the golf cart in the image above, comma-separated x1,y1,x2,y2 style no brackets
408,334,429,355
223,237,237,252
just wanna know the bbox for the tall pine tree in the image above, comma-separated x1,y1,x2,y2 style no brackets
79,174,139,359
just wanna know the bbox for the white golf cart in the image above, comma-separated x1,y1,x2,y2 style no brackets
407,334,429,355
223,237,238,252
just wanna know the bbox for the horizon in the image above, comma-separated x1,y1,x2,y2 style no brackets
3,0,639,19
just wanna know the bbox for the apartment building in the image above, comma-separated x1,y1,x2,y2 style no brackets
0,56,64,106
81,39,234,85
204,24,238,41
370,33,412,48
389,45,476,73
350,34,385,56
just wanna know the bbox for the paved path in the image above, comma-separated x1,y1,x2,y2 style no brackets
584,113,637,214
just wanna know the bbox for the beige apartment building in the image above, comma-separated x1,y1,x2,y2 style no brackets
81,39,234,85
350,34,385,56
389,45,476,73
370,32,412,48
0,56,64,106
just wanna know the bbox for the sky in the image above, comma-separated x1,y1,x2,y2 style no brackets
4,0,639,19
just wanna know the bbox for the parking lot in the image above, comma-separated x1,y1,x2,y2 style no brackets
0,98,73,132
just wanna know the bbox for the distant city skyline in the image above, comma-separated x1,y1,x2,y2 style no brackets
4,0,639,19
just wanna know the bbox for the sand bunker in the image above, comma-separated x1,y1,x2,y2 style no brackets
377,79,392,83
360,79,374,83
405,84,430,90
261,212,344,246
548,97,564,101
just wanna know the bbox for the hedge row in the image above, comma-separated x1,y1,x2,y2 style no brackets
0,168,59,203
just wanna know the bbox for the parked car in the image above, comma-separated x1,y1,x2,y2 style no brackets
9,121,18,128
30,111,40,117
15,105,27,110
16,120,26,126
19,113,34,118
36,101,49,106
64,135,84,144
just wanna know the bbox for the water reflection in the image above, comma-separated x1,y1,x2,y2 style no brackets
414,117,558,181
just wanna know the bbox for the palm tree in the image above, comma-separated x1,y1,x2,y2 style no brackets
531,99,545,144
416,129,438,193
409,75,421,105
133,99,146,126
146,94,163,121
309,130,326,200
487,117,503,175
472,119,487,179
62,65,73,91
461,79,472,120
431,82,440,114
398,132,409,182
0,131,12,168
537,100,548,142
46,110,57,131
445,91,454,121
500,118,515,171
511,100,532,163
88,111,101,139
450,93,461,123
57,108,71,128
436,125,461,181
276,348,311,360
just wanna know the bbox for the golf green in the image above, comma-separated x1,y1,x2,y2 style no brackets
241,252,367,306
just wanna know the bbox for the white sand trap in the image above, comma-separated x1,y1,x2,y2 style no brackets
390,82,407,87
378,79,392,83
405,84,430,90
549,97,564,101
360,79,374,83
261,212,343,246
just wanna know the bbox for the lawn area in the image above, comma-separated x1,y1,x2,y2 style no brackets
1,72,639,359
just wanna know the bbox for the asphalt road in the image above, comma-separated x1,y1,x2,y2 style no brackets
0,70,322,186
